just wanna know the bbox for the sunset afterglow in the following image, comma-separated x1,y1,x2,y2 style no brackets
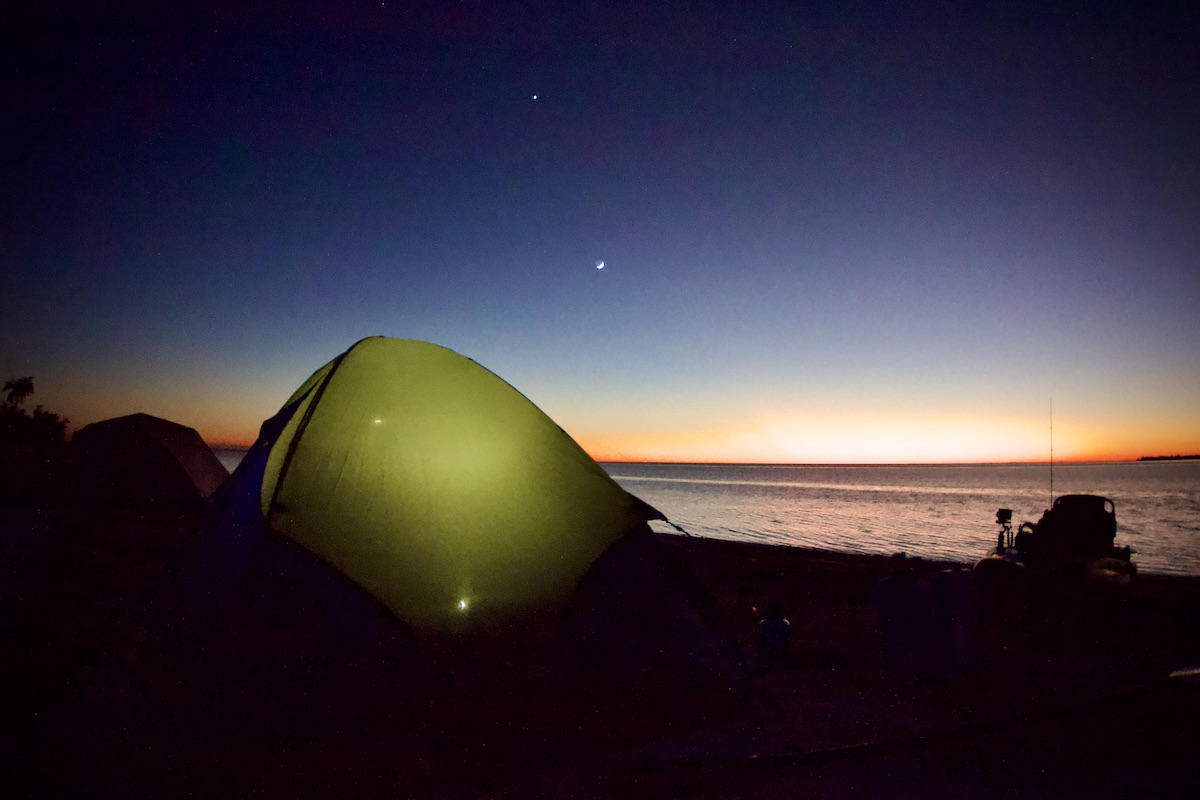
5,3,1198,465
574,411,1188,465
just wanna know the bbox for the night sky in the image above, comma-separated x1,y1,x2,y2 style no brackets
4,1,1198,462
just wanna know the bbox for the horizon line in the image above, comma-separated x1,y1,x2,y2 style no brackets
204,443,1171,468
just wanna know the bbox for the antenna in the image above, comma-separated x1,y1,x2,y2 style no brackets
1049,399,1054,505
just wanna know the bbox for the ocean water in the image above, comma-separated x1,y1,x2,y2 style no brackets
212,446,1200,576
606,461,1200,577
213,447,250,475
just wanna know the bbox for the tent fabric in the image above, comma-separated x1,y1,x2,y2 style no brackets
558,525,753,732
33,341,756,797
246,336,665,632
140,523,750,797
136,337,753,792
67,413,228,509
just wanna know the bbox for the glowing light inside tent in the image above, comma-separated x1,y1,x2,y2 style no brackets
261,337,651,632
374,418,382,425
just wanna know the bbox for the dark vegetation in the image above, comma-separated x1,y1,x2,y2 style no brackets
0,377,69,502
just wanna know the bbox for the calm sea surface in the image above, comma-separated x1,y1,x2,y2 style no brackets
212,448,1200,577
605,461,1200,576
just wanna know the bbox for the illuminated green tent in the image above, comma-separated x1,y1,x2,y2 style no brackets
139,338,750,793
255,336,663,632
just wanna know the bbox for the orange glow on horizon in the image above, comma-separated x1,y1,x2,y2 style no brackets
66,396,1196,466
77,409,1197,465
200,431,259,449
574,412,1197,465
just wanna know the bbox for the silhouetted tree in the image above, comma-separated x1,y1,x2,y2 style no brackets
3,376,34,407
1,376,69,499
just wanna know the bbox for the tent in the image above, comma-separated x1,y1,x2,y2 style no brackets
135,337,751,796
67,413,229,510
253,335,667,632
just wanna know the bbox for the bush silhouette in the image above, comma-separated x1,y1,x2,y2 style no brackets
1,376,68,500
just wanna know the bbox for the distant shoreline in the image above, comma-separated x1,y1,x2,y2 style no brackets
1138,454,1200,462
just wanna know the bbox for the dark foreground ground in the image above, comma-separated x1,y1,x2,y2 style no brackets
3,505,1199,798
640,536,1200,799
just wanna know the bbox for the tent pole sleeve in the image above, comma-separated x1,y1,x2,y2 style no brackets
266,350,350,527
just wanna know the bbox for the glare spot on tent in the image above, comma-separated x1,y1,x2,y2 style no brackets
373,418,382,425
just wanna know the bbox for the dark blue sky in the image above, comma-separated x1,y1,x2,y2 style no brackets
4,1,1198,460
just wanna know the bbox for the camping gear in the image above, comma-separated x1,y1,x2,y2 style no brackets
975,494,1136,616
247,336,664,631
67,413,228,510
978,495,1134,581
136,337,751,796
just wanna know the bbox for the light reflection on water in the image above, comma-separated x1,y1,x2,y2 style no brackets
606,461,1200,576
214,447,249,474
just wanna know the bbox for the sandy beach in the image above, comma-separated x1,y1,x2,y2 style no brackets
3,505,1199,798
492,535,1200,798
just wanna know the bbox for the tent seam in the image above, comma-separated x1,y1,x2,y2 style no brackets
266,347,352,527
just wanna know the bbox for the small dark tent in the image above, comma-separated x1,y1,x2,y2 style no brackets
14,416,229,797
132,337,752,798
67,413,229,510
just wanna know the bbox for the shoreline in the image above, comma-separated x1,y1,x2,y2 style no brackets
5,506,1199,797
